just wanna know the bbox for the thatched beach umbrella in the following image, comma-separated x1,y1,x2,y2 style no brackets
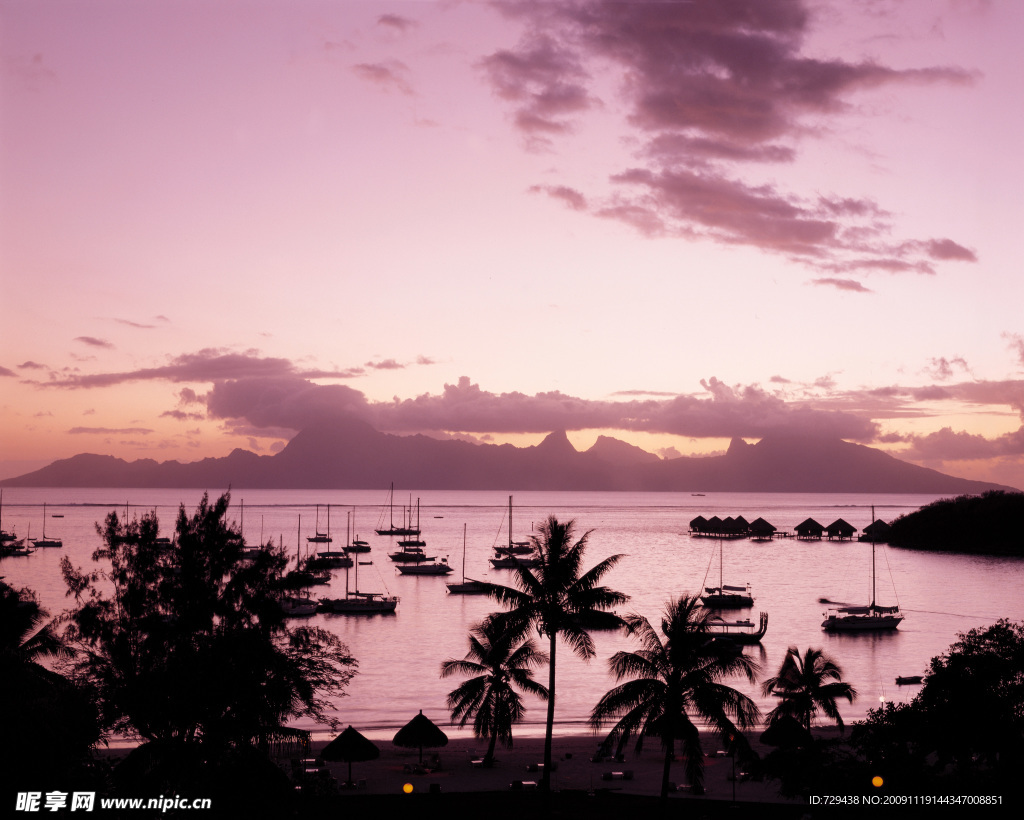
393,710,448,763
322,725,379,785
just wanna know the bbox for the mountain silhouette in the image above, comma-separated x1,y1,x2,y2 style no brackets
1,420,1015,493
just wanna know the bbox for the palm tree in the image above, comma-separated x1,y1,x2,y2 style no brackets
0,581,72,671
485,515,628,790
762,646,857,732
440,616,549,766
590,595,761,797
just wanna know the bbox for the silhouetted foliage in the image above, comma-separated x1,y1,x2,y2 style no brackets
590,595,761,798
762,646,857,733
61,491,355,791
850,619,1024,798
888,490,1024,555
0,581,102,789
441,617,548,766
485,516,628,790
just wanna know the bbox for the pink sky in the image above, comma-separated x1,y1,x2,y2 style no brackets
2,0,1023,488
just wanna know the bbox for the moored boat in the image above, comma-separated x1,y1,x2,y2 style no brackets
705,612,768,644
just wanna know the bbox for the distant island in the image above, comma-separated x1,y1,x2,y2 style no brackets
888,490,1024,556
1,416,1016,494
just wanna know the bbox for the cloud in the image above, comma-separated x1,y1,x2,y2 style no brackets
114,318,161,329
0,366,15,378
366,359,405,370
18,361,47,370
74,336,114,349
896,426,1024,463
205,376,370,430
925,356,969,381
529,184,588,211
160,410,205,422
352,61,414,95
34,349,362,389
377,14,416,33
482,0,977,274
811,278,872,292
1005,333,1024,368
68,426,155,435
479,34,596,150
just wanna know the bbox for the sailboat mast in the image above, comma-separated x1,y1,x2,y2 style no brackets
508,496,513,550
870,505,876,608
462,523,467,584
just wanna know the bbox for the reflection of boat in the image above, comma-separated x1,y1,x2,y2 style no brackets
31,503,63,548
895,675,923,685
700,539,752,608
706,612,768,644
397,557,453,575
447,524,489,595
375,484,421,536
822,507,903,632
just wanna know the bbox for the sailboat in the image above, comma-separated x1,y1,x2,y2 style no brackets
344,507,371,553
31,502,63,548
320,538,399,614
388,500,434,562
447,524,489,594
315,507,353,567
375,483,421,536
821,508,903,632
307,504,333,543
489,495,540,569
0,489,18,543
699,538,752,608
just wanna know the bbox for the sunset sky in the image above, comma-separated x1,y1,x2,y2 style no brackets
2,0,1023,488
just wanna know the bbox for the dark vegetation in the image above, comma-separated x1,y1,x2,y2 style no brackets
887,490,1024,555
57,491,356,804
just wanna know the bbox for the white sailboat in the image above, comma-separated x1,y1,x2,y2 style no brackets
822,509,903,632
375,483,421,536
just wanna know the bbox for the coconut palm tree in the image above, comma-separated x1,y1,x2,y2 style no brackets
0,580,72,670
590,595,761,797
762,646,857,732
485,515,628,790
440,616,549,766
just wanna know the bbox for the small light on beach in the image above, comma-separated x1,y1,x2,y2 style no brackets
403,783,414,794
872,776,884,788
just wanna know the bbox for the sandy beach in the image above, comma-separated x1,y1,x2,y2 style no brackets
294,730,806,804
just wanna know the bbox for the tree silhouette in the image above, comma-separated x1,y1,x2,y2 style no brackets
441,617,548,766
590,595,760,797
762,646,856,732
1,581,100,787
485,516,628,790
61,492,356,766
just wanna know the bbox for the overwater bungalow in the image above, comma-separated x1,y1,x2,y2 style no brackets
748,517,777,541
825,518,857,541
689,515,709,534
795,518,824,540
860,519,892,542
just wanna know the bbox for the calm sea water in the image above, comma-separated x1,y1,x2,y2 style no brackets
3,488,1023,742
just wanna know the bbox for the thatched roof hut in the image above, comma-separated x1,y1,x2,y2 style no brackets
795,518,824,539
825,518,857,540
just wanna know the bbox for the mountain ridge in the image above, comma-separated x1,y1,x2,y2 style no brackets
1,422,1015,493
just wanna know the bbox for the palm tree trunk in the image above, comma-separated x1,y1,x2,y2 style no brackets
542,632,556,791
661,737,674,799
485,731,498,766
